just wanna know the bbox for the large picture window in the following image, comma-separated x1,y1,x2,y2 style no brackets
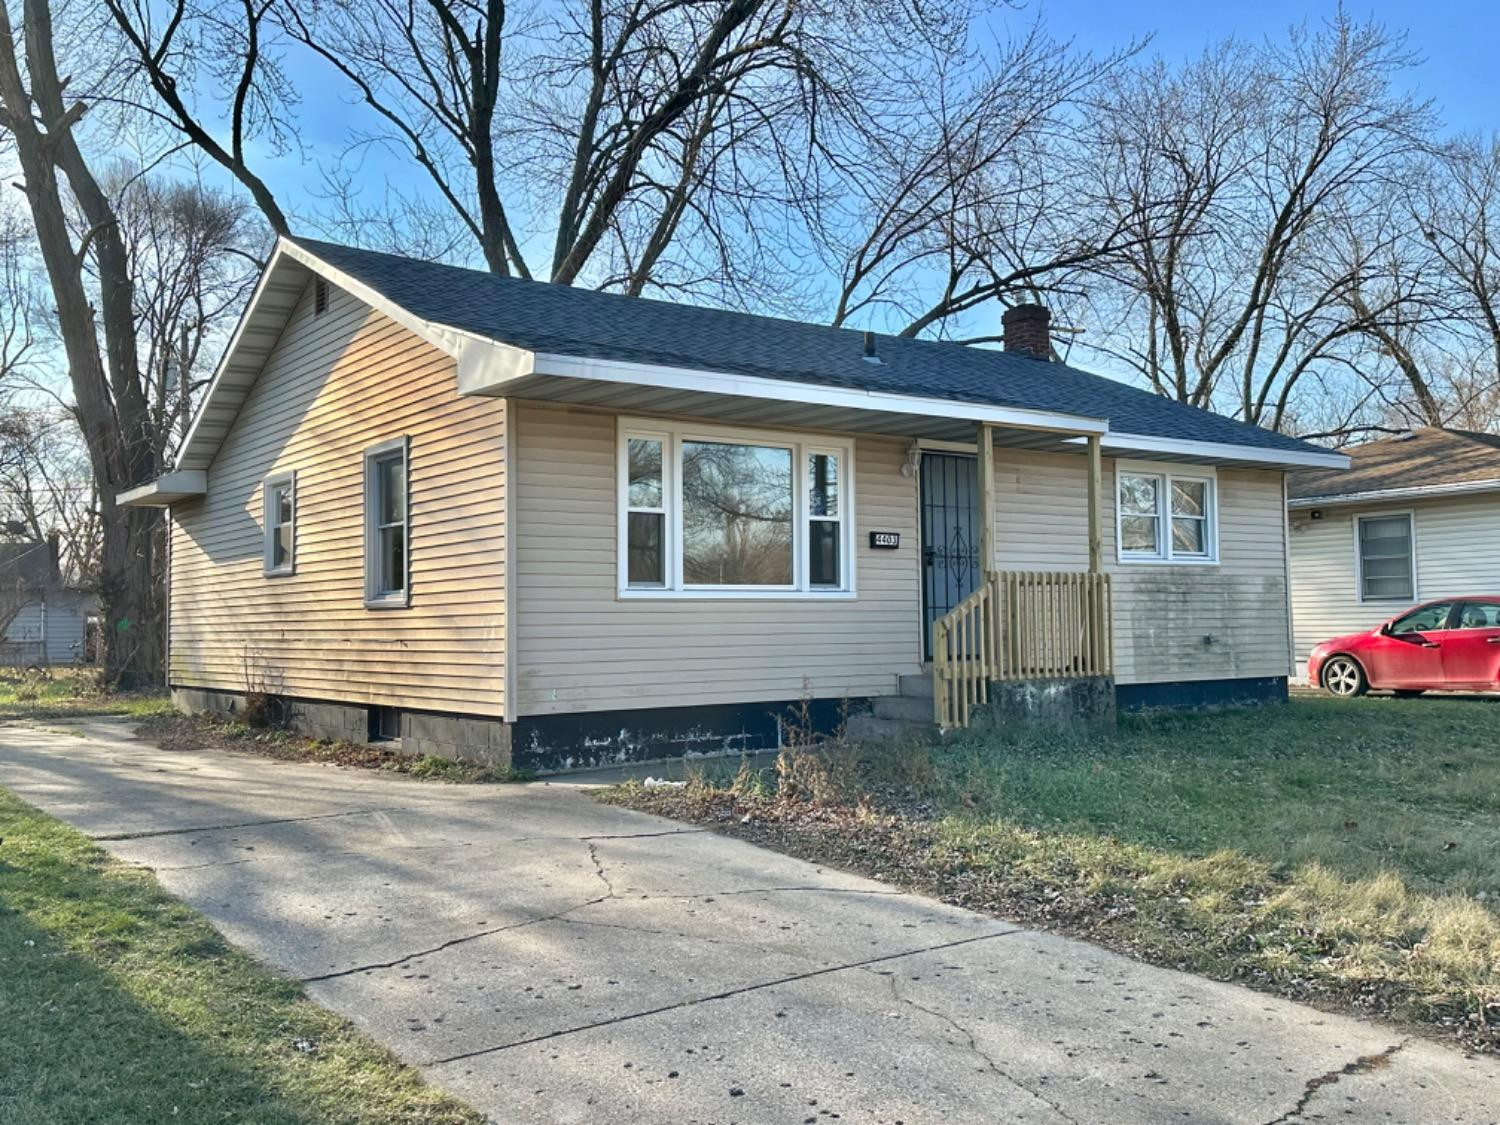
1116,464,1217,564
1357,513,1414,602
618,421,853,596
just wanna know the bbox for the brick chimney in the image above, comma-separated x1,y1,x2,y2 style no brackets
46,531,60,584
1002,303,1052,360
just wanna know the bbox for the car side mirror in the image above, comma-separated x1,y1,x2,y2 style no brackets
1378,622,1391,636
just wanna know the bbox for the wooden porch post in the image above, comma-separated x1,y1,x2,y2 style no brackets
1087,433,1102,573
977,422,995,575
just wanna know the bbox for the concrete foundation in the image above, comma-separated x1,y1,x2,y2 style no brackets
169,687,512,769
400,710,512,769
970,675,1117,735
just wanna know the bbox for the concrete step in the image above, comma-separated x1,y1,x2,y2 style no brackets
872,693,937,724
844,712,937,744
898,672,934,699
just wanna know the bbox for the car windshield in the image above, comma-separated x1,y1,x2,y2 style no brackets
1390,603,1452,634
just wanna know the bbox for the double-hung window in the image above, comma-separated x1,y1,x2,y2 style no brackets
1356,513,1414,602
263,472,296,576
1117,464,1217,564
364,438,409,606
618,420,853,595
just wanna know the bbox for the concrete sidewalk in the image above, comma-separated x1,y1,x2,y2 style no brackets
2,718,1495,1124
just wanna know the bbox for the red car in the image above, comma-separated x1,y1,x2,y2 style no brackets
1309,597,1500,696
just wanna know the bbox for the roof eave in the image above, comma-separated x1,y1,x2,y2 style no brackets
463,348,1112,436
1288,476,1500,508
117,471,207,508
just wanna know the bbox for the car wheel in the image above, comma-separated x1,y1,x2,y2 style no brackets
1321,655,1368,697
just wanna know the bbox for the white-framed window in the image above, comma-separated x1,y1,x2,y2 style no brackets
364,437,410,607
1355,512,1414,602
1116,462,1218,564
617,418,855,597
262,471,296,576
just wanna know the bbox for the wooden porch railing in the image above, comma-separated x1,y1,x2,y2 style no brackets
933,570,1113,729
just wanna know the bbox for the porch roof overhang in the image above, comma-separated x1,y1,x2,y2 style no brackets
457,339,1110,443
117,471,208,508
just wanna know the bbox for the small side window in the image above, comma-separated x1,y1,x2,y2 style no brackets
263,472,295,576
1356,513,1413,602
365,438,409,607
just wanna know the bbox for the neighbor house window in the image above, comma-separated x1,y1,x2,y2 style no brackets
1357,513,1414,602
618,420,853,595
364,438,409,606
263,472,296,576
1117,465,1217,563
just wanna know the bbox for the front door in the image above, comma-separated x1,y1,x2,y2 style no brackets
920,452,980,660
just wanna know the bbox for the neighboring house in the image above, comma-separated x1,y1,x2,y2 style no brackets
0,535,97,666
1287,427,1500,681
120,237,1345,771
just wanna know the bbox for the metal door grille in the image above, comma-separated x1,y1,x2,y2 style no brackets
920,452,980,660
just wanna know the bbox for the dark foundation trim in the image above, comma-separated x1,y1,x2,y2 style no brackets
512,698,851,774
1115,676,1288,712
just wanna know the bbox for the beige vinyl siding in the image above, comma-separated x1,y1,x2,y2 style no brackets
991,449,1292,685
513,401,921,715
169,279,508,716
1288,492,1500,678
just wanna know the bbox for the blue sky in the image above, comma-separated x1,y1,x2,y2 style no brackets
259,0,1499,263
1036,0,1497,133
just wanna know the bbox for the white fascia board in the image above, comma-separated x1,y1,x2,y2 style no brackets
1064,431,1349,470
456,336,536,393
1287,477,1500,509
117,471,207,508
176,244,300,466
176,239,484,472
520,352,1110,435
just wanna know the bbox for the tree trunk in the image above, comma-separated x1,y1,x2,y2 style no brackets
0,0,164,687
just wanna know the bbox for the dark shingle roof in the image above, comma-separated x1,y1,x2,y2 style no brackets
294,237,1331,459
1289,428,1500,500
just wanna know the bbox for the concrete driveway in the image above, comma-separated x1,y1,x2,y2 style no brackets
2,719,1496,1124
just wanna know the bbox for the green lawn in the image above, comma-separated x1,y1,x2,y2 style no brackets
0,668,173,721
0,787,479,1124
607,695,1500,1051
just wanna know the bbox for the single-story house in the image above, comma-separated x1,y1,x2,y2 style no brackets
121,236,1346,771
1287,427,1500,680
0,535,97,666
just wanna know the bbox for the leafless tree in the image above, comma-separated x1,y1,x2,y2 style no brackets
0,409,99,584
102,0,295,235
819,22,1142,340
108,166,266,456
1412,136,1500,403
1082,15,1435,429
0,0,212,685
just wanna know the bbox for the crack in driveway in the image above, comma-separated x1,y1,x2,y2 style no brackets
876,969,1082,1124
94,806,410,841
304,839,624,984
418,927,1022,1068
1263,1040,1409,1124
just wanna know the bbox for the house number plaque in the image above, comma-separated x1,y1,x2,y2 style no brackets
868,531,901,549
